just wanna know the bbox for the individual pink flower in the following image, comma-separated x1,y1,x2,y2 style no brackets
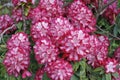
12,8,23,22
30,20,50,41
33,37,59,64
22,70,32,78
7,32,30,51
67,0,96,33
34,68,45,80
3,47,31,78
45,58,73,80
86,54,100,67
102,58,118,73
60,28,90,61
0,15,15,34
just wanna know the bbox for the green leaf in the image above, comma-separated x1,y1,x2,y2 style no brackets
65,0,73,2
79,60,87,80
112,72,119,79
93,67,103,72
102,75,106,80
0,5,2,9
89,75,97,80
118,0,120,8
16,22,23,30
1,7,10,14
74,70,80,77
86,64,92,73
79,60,86,70
42,73,50,80
63,0,73,7
71,75,79,80
115,14,120,34
105,73,111,80
73,62,80,71
24,5,31,16
99,70,105,75
113,25,118,37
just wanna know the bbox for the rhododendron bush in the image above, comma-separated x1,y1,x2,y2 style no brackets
1,0,120,80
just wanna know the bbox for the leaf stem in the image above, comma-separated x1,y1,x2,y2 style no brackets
96,25,120,40
96,0,117,21
0,25,15,43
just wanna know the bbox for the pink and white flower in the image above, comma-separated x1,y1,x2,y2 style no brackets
12,8,23,22
60,28,90,61
48,16,73,44
3,47,31,78
31,20,50,41
39,0,64,17
102,58,118,73
33,37,59,64
0,15,15,34
67,0,96,33
7,32,30,51
86,35,109,67
45,58,73,80
3,32,31,78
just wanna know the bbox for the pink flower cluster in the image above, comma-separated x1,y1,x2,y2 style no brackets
67,0,96,33
44,59,73,80
33,37,59,64
3,32,31,78
2,0,120,80
86,35,109,67
12,8,23,22
11,0,36,22
28,0,120,79
0,15,15,34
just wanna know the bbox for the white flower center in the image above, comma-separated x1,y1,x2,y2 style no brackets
18,33,25,42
